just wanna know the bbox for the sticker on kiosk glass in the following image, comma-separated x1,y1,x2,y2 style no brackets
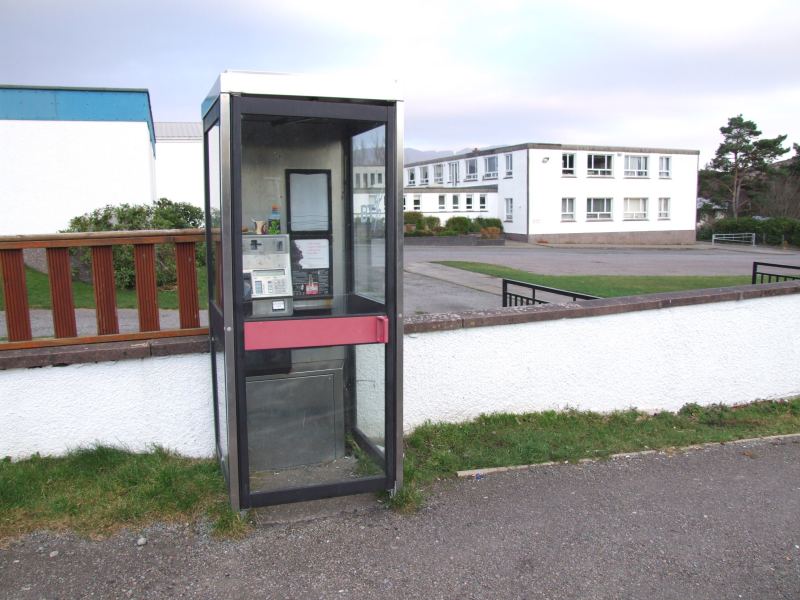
291,239,331,298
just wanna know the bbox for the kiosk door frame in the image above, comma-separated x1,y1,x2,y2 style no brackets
226,95,402,508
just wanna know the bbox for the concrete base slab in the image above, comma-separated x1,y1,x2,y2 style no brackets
250,492,382,526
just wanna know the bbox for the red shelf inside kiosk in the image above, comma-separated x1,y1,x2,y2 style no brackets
244,315,389,351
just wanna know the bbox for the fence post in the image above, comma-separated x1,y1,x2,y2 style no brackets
133,244,160,332
91,246,119,335
0,249,32,341
46,247,77,338
175,242,200,329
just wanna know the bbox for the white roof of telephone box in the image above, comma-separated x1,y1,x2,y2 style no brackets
202,71,402,117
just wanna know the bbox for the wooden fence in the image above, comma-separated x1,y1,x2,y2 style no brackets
0,229,208,351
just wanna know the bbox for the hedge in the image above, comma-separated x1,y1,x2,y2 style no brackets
698,217,800,246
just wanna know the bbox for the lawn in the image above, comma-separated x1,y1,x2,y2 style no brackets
3,399,799,532
0,446,246,540
436,261,751,297
0,266,208,311
402,398,800,486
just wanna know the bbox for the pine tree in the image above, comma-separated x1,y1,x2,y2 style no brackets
710,115,788,217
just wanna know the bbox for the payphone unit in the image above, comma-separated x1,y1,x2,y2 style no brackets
242,233,293,318
203,72,403,510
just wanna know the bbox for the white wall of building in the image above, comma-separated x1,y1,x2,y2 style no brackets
403,191,497,223
497,149,528,236
0,120,156,235
527,148,698,238
404,145,698,241
2,292,798,460
154,139,204,207
403,148,527,229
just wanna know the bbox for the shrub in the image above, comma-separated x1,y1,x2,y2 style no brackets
444,216,472,234
703,217,800,246
480,227,502,239
475,217,503,231
403,211,425,228
66,199,205,289
422,216,441,231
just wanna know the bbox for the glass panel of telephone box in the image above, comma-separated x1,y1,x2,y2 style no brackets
239,115,388,494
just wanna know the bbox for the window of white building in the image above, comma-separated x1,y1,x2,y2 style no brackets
624,197,648,220
659,156,671,178
355,173,361,187
448,162,459,184
465,159,478,181
624,155,648,178
403,195,406,210
420,165,429,185
370,173,376,186
466,194,473,210
452,194,459,210
377,172,382,185
438,195,446,211
479,194,486,210
484,156,498,179
505,154,513,177
586,197,612,220
413,195,421,211
504,198,513,221
658,197,671,219
407,168,416,185
587,154,612,176
562,153,575,175
561,198,575,221
434,163,444,184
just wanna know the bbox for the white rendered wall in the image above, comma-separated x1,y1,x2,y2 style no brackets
0,354,213,460
0,120,156,234
527,149,697,236
403,149,527,228
497,149,528,236
404,191,498,222
3,294,798,460
403,294,800,430
154,139,204,207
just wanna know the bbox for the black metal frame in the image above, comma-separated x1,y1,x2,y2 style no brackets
225,94,399,508
502,278,600,307
751,261,800,284
202,100,229,487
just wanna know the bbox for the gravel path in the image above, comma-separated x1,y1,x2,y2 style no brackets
2,436,799,599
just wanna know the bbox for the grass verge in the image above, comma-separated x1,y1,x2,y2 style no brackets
0,446,247,541
0,267,208,311
436,261,751,297
5,400,799,528
389,398,800,511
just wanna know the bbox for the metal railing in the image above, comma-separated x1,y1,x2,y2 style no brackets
0,229,208,350
712,232,755,246
751,261,800,284
502,278,600,307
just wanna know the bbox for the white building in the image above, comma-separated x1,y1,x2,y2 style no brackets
404,143,699,244
154,122,204,207
0,85,157,235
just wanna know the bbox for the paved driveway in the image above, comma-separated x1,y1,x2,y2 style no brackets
405,242,800,276
2,436,798,599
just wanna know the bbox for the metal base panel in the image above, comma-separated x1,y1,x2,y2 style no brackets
245,364,345,472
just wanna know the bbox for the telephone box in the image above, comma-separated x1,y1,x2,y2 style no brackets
202,72,403,510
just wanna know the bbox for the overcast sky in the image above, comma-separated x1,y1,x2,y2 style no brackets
2,0,799,164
